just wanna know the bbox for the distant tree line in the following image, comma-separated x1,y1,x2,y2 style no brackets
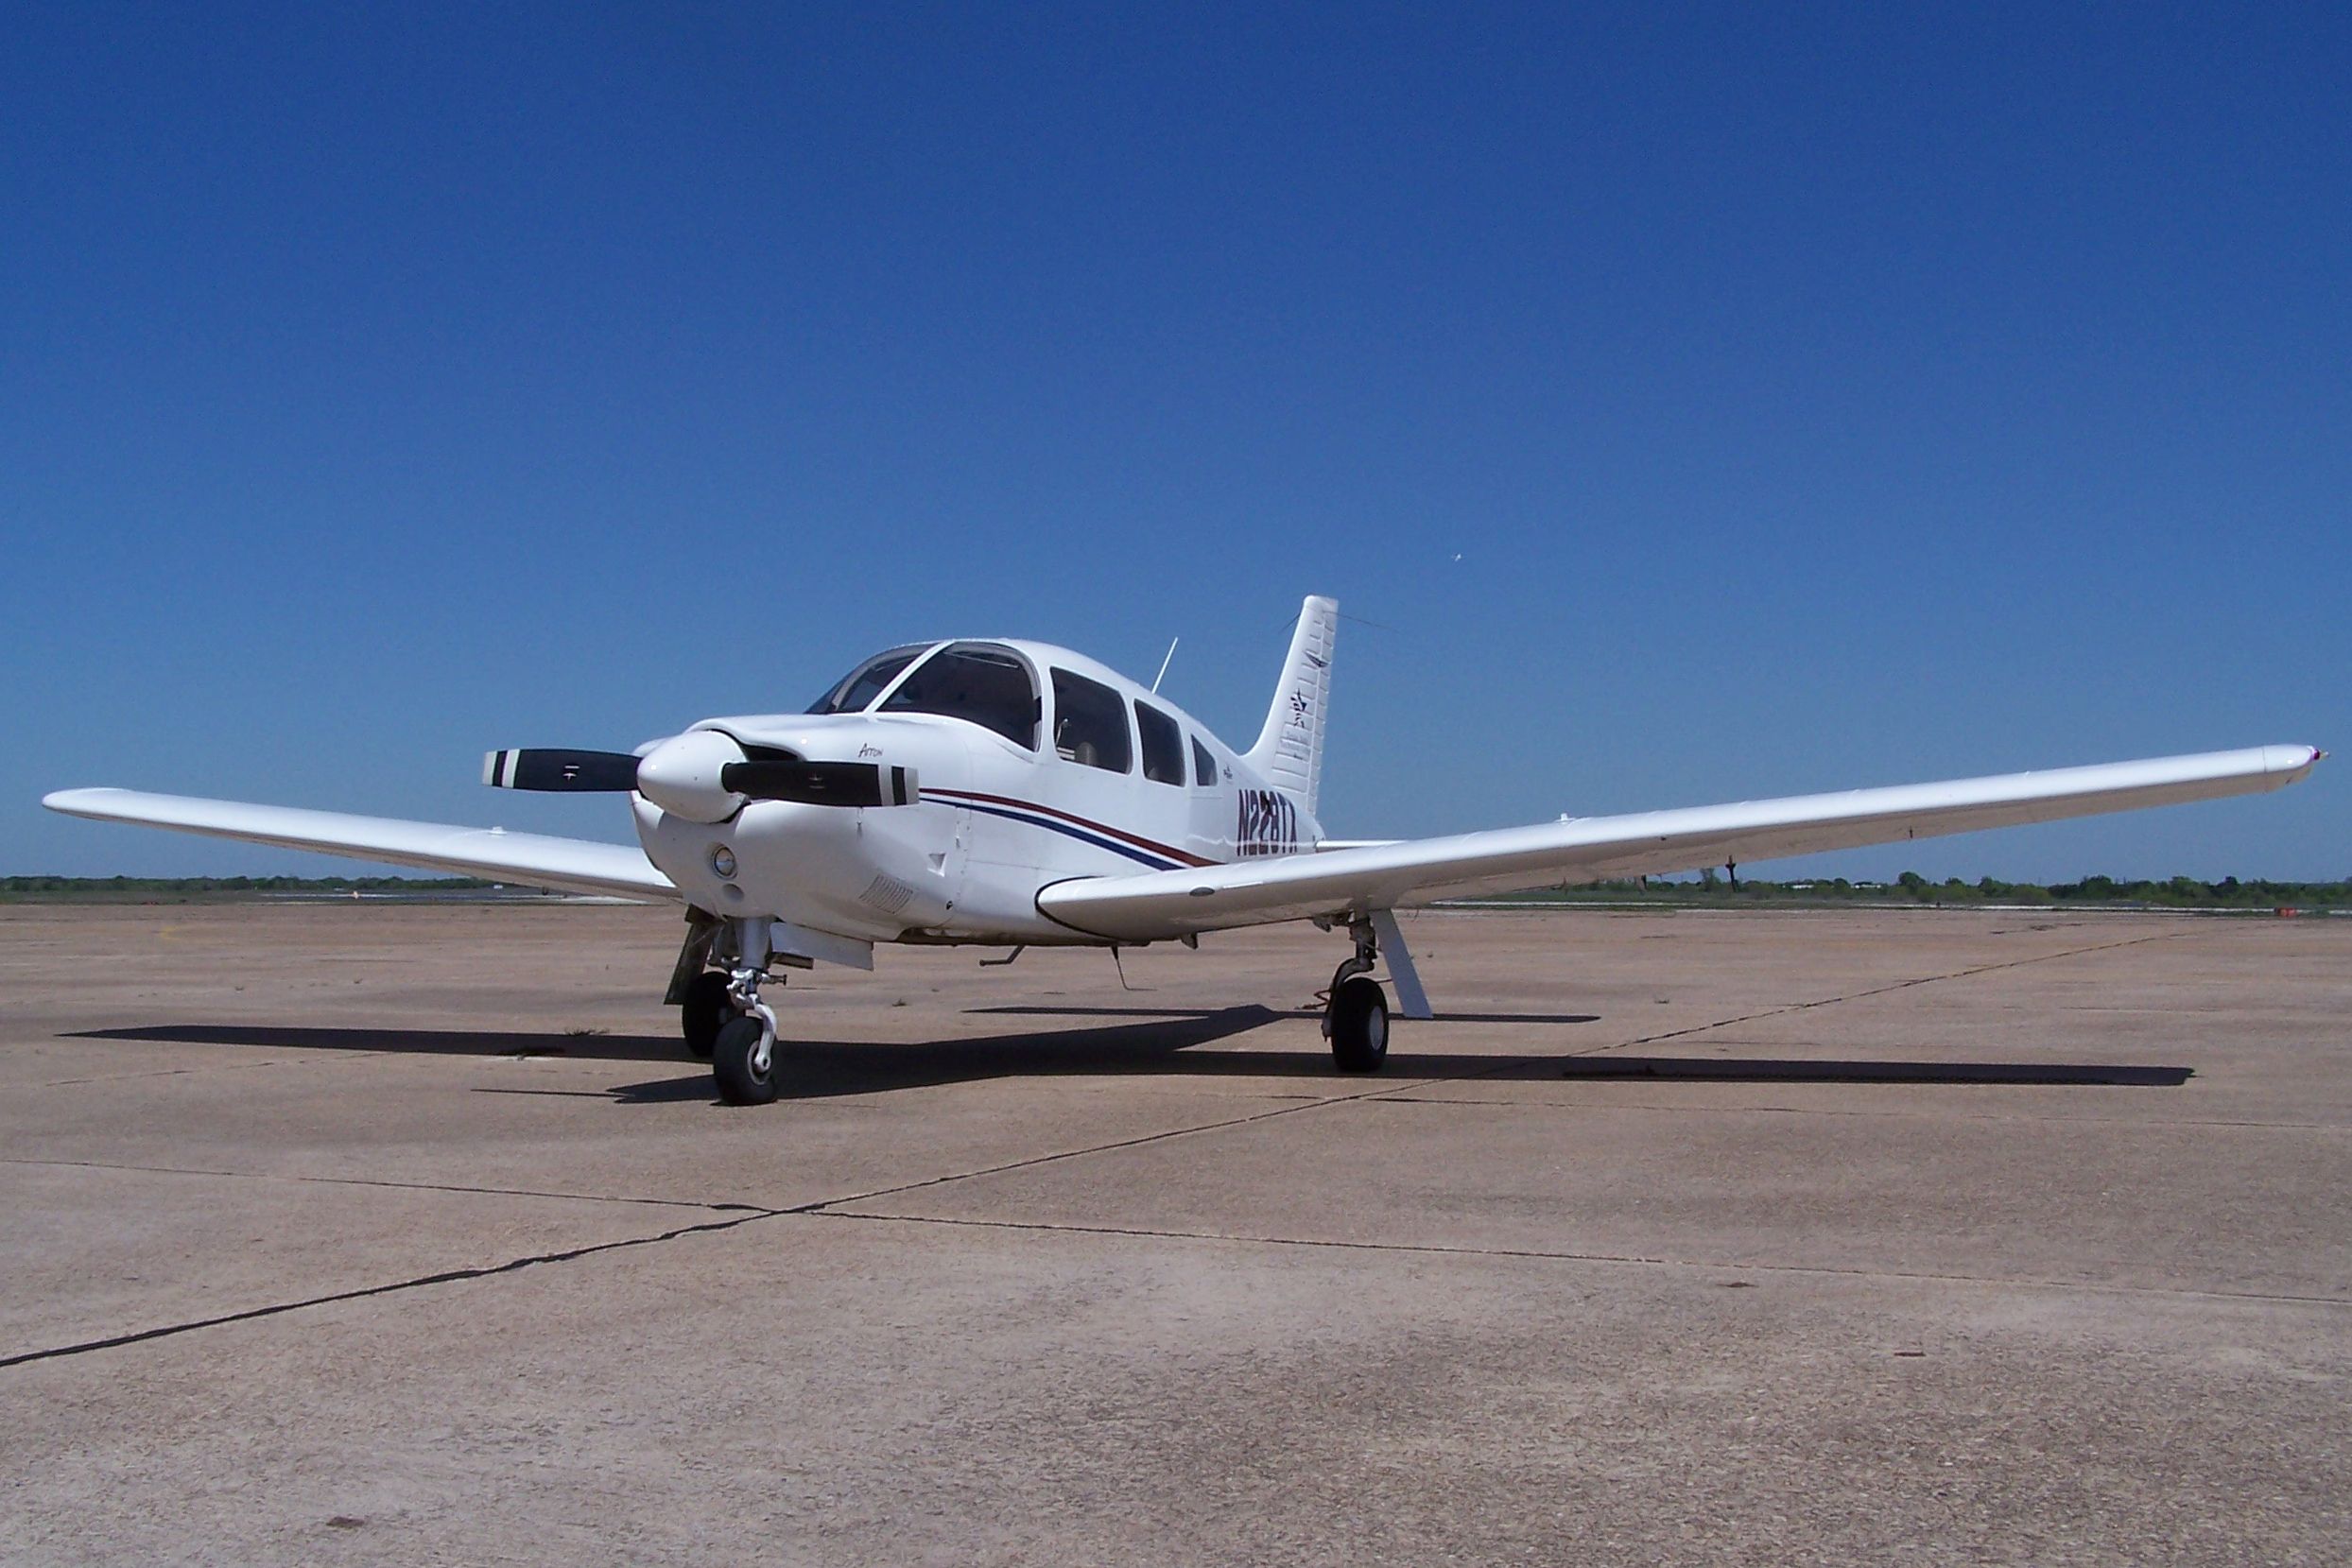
1886,872,2347,907
2,874,502,902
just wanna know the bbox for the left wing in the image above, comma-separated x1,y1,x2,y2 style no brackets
1038,745,2321,941
42,788,679,902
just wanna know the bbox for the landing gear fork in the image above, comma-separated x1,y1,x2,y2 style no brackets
710,917,786,1105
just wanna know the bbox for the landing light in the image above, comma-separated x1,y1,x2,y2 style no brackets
710,845,738,879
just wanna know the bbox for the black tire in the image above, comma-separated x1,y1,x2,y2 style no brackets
680,971,730,1060
1328,975,1390,1073
712,1015,778,1105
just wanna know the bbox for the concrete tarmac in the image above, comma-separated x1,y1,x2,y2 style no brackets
3,903,2346,1564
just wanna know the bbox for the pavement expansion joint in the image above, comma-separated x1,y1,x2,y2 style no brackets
1577,931,2187,1056
780,1089,1396,1215
1362,1098,2347,1131
0,1207,791,1374
779,1039,1580,1220
38,1052,355,1089
0,1155,751,1214
814,1209,2352,1310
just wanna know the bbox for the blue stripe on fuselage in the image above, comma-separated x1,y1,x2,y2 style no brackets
957,801,1181,870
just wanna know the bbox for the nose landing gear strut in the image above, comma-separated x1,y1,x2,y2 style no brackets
706,917,785,1105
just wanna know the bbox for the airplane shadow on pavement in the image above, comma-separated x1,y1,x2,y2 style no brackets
71,1008,2192,1101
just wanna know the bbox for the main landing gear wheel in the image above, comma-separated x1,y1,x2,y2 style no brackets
680,970,730,1060
1328,974,1390,1073
712,1014,778,1105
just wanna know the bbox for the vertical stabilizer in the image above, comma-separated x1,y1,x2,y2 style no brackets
1244,595,1338,818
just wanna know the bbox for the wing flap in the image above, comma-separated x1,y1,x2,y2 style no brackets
1038,745,2320,940
43,788,679,902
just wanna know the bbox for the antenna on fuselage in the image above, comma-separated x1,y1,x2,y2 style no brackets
1150,637,1179,695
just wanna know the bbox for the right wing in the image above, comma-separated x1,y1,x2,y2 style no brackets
1039,745,2321,941
42,788,679,902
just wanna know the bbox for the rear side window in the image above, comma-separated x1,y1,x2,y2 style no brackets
1050,669,1131,772
1135,702,1185,785
879,643,1039,749
1192,735,1217,786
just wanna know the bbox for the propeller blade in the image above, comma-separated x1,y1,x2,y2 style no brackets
719,759,919,807
483,749,642,792
483,744,918,809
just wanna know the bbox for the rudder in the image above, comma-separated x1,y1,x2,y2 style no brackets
1243,595,1338,818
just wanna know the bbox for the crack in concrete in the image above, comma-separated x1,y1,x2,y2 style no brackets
0,1208,787,1373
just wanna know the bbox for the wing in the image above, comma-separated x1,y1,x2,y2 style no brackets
1038,745,2322,941
43,788,679,902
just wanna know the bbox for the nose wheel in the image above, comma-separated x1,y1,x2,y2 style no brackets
703,917,786,1106
712,1010,778,1104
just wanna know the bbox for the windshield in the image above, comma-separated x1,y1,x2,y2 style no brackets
880,642,1039,749
807,645,932,715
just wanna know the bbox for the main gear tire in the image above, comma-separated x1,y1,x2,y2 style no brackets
1327,975,1390,1073
681,970,730,1060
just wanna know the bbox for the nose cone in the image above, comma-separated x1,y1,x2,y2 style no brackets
634,730,747,823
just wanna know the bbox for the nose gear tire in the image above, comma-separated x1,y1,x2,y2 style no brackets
712,1015,778,1105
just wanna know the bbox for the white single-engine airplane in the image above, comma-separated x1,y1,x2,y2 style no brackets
46,597,2322,1104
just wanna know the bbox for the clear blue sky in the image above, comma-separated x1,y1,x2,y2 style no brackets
6,3,2345,882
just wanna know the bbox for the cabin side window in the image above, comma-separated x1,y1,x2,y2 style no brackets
1191,735,1217,786
1135,702,1185,785
878,642,1039,749
1050,669,1132,772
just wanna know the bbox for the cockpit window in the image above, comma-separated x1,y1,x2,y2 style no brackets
808,645,929,715
1050,669,1131,772
1192,735,1217,787
880,642,1040,749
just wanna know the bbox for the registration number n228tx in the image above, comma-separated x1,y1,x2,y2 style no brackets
1236,788,1298,857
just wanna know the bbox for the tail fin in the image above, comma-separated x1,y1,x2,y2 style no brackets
1243,595,1338,818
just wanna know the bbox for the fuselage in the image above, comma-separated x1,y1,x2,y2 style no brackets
631,638,1323,945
